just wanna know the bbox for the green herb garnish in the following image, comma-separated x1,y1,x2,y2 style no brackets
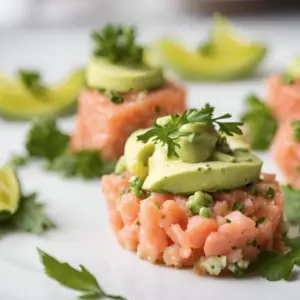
232,202,244,212
48,151,115,180
109,91,124,104
198,41,214,56
38,249,127,299
92,24,143,65
155,106,161,114
18,69,46,94
255,217,265,227
232,246,238,250
266,187,275,199
137,104,243,158
226,218,232,223
9,154,30,167
282,73,295,85
2,193,55,234
26,118,69,161
241,94,277,151
291,120,300,141
281,184,300,226
129,176,143,197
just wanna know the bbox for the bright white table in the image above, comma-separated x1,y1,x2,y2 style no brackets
0,17,300,299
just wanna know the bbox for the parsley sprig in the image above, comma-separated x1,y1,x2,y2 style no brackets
18,69,46,95
137,104,243,158
38,249,127,299
92,24,143,65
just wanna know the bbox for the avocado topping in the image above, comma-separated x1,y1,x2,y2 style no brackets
87,25,165,93
123,104,262,195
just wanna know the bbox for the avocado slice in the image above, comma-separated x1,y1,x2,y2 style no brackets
86,57,165,92
0,69,85,120
124,129,155,180
146,14,267,81
143,147,262,194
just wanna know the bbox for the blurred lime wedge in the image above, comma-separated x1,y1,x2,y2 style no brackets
287,56,300,77
0,165,20,222
145,13,267,81
0,69,85,120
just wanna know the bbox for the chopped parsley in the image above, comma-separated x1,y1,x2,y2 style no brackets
92,24,143,65
241,94,277,151
255,217,265,227
291,120,300,141
232,202,244,212
155,202,161,209
226,218,232,223
137,104,243,158
129,176,144,197
282,73,295,85
249,240,258,247
266,187,275,199
155,106,161,114
109,90,124,104
232,246,238,250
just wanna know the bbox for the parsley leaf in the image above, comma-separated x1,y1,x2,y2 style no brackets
48,151,115,180
18,69,46,94
232,202,244,212
282,73,295,85
92,24,143,65
266,187,275,199
38,249,127,299
282,184,300,226
137,104,243,158
7,193,55,234
241,94,277,150
291,120,300,141
26,118,69,161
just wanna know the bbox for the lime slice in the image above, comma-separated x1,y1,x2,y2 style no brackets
0,165,20,222
146,13,267,81
0,69,85,120
287,56,300,77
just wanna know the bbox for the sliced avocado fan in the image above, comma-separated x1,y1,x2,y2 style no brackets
145,13,267,81
0,69,85,120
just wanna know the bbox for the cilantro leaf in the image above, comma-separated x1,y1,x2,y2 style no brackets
282,184,300,226
109,91,124,104
291,120,300,141
26,118,69,161
47,151,115,180
129,176,143,197
92,24,143,65
18,69,46,94
232,202,244,212
137,104,243,158
8,193,55,234
241,94,277,150
38,249,127,300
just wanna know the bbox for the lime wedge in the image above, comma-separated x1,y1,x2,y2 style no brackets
287,56,300,77
0,165,20,222
0,69,85,120
146,13,267,81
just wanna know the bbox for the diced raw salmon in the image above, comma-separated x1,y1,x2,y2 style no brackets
101,172,285,274
272,118,300,187
268,75,300,121
71,82,186,161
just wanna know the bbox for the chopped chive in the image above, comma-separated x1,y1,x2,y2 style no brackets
232,202,244,212
266,187,275,199
255,217,265,227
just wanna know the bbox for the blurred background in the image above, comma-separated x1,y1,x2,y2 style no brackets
0,0,300,29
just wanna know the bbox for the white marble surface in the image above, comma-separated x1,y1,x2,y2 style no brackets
0,18,300,299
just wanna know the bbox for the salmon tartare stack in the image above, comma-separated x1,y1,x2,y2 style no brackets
71,25,186,161
102,105,285,277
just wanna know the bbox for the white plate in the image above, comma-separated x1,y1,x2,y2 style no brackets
0,25,300,300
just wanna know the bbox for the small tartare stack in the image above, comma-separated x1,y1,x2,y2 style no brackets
71,25,186,161
102,106,285,277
